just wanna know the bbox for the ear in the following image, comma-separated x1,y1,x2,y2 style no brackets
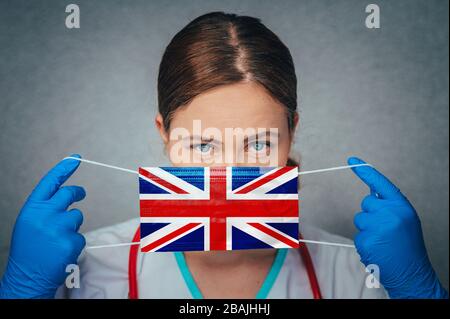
293,111,299,131
155,113,169,144
287,111,299,153
290,111,299,139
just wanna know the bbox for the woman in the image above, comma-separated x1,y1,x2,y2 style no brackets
0,12,447,299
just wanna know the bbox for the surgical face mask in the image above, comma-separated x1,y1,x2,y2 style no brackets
138,166,299,252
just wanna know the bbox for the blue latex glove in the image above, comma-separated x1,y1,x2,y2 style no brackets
349,157,448,299
0,155,86,299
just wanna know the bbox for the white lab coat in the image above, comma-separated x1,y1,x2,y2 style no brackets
56,218,388,299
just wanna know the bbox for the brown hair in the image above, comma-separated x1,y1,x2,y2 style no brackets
157,11,299,166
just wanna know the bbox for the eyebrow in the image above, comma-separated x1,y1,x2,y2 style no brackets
244,130,280,144
249,130,279,139
181,135,218,143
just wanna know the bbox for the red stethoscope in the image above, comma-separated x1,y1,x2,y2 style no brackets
127,227,322,299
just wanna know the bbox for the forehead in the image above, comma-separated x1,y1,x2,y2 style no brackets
169,82,288,131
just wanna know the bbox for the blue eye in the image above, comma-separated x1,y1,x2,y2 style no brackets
194,143,212,153
251,141,267,151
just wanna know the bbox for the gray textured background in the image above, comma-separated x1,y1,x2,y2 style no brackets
0,0,448,289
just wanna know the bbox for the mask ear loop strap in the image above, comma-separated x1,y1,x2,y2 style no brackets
63,157,138,174
298,163,372,175
62,156,371,250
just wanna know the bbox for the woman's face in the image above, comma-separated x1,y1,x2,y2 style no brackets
156,81,297,167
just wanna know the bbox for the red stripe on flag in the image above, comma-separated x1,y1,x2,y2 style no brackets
209,167,227,250
139,199,299,217
247,222,299,248
139,168,188,194
235,167,295,194
141,222,201,252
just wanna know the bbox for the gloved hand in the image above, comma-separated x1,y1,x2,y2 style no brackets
348,157,448,299
0,155,86,299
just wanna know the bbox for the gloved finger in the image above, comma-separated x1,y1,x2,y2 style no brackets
361,194,382,212
354,211,375,230
53,209,84,231
353,232,370,263
67,209,84,231
354,231,365,247
48,186,86,210
29,154,82,201
348,157,404,200
66,233,86,263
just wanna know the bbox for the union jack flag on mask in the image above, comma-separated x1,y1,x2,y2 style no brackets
138,166,299,252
